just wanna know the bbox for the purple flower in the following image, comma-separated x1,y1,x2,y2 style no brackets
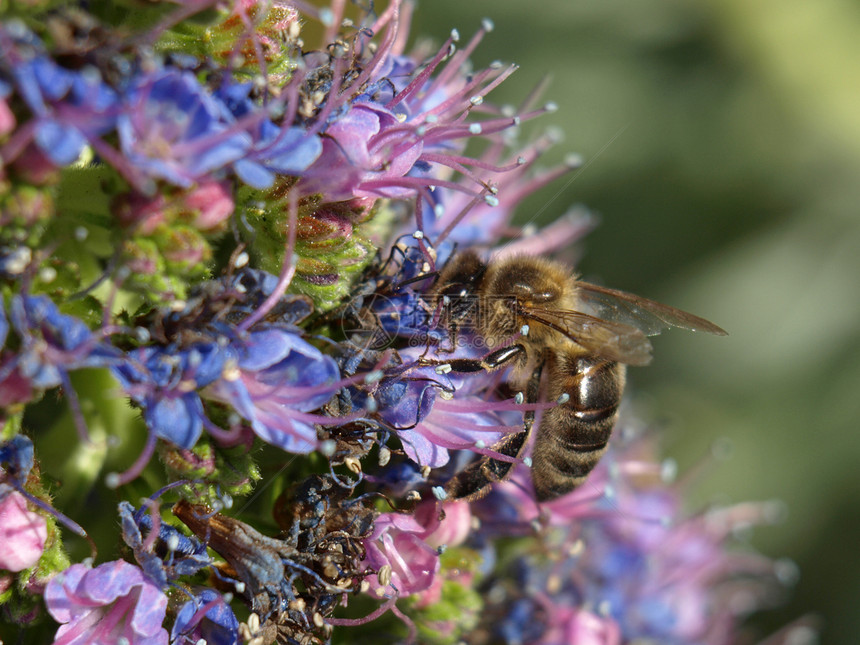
206,327,341,452
474,430,792,644
297,99,424,201
45,560,169,645
400,394,526,469
356,349,528,469
293,7,539,206
117,70,250,188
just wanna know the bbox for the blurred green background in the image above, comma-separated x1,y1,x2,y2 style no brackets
413,0,859,642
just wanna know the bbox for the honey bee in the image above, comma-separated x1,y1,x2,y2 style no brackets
427,250,726,502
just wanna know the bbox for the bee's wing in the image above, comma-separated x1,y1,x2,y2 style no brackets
575,282,728,337
524,308,654,366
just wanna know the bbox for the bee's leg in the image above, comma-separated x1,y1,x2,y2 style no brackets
444,358,544,501
422,344,526,373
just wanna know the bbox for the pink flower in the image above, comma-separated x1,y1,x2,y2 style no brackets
114,191,168,234
540,607,622,645
45,560,168,645
416,500,472,549
0,491,47,572
181,179,234,230
0,97,15,137
362,512,440,598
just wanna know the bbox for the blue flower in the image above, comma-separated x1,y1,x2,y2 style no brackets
5,295,121,390
206,327,341,452
0,435,34,493
171,588,239,645
0,301,8,347
113,342,226,449
5,43,119,166
217,82,322,189
118,502,211,589
117,70,251,188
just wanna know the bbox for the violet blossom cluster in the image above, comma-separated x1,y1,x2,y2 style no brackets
0,1,804,644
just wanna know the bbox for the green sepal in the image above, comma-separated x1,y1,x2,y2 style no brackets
238,184,380,313
155,3,298,82
407,579,484,645
158,436,262,505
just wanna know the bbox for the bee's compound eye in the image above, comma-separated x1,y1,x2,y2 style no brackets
442,284,471,300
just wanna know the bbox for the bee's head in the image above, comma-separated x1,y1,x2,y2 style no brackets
434,250,488,322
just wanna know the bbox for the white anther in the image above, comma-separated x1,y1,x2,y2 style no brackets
319,440,337,457
377,564,392,587
363,370,384,384
660,458,678,483
378,445,391,466
565,153,584,168
38,266,57,284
